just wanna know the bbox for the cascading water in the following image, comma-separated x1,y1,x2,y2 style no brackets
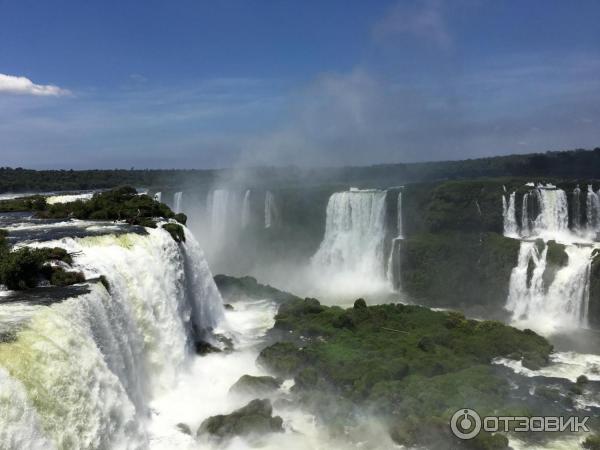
264,191,277,229
532,187,568,234
587,185,600,233
502,191,518,237
311,189,390,295
207,190,233,249
173,192,183,214
505,241,594,333
154,192,162,203
241,190,251,228
0,226,225,449
386,191,403,290
572,185,582,231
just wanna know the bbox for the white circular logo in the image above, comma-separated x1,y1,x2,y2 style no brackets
450,409,482,440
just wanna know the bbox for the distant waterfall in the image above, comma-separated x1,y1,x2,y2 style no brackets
206,189,237,248
0,226,224,448
154,192,162,203
503,185,570,237
386,191,403,290
533,187,568,233
587,185,600,232
506,241,593,332
312,189,389,288
572,186,582,231
241,190,251,228
502,192,518,237
264,191,278,229
173,191,183,213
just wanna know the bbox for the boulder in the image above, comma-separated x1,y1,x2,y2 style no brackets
229,375,281,396
197,399,283,439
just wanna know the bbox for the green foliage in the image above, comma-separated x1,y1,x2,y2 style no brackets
583,434,600,450
213,274,302,303
0,195,47,212
400,232,520,311
173,213,187,225
0,230,84,290
162,223,186,243
258,299,553,447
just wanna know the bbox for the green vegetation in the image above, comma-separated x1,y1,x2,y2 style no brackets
0,233,83,290
258,298,553,448
399,232,520,312
214,274,302,303
583,434,600,450
162,223,186,243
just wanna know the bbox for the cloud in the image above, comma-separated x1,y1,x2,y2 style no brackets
0,73,70,96
373,0,452,50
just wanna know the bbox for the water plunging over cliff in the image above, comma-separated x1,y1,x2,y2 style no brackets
173,192,183,214
312,189,390,295
241,190,251,228
506,241,593,333
0,226,224,449
264,191,278,229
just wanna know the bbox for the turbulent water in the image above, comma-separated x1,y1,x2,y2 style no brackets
0,226,224,449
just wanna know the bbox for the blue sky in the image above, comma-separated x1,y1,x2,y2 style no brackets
1,0,599,169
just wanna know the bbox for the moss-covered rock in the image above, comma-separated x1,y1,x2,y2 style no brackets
162,223,186,243
399,232,520,313
214,274,302,304
197,399,283,439
258,299,554,448
229,375,282,396
583,434,600,450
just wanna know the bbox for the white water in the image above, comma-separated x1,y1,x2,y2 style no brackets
207,190,234,251
502,191,518,237
587,185,600,233
0,226,225,449
311,189,391,297
241,190,251,228
506,241,594,333
154,192,162,203
173,192,183,214
46,192,95,204
264,191,277,229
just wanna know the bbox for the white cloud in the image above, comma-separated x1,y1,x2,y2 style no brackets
0,73,70,96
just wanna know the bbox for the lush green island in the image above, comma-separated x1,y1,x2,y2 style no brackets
0,187,187,291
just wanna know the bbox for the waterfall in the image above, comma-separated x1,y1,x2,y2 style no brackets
154,192,162,203
587,185,600,232
0,226,224,449
207,189,232,248
312,189,388,286
396,191,403,238
521,192,531,237
502,192,518,237
532,186,568,234
173,191,183,214
572,186,582,231
264,191,278,229
506,241,593,332
241,190,251,228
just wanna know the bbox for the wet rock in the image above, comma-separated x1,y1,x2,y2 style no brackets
176,423,192,435
195,340,222,355
229,375,281,396
197,399,283,439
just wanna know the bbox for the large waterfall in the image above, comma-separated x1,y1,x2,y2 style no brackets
506,241,593,333
241,190,251,228
0,226,224,449
311,189,390,295
502,184,599,332
503,183,600,239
